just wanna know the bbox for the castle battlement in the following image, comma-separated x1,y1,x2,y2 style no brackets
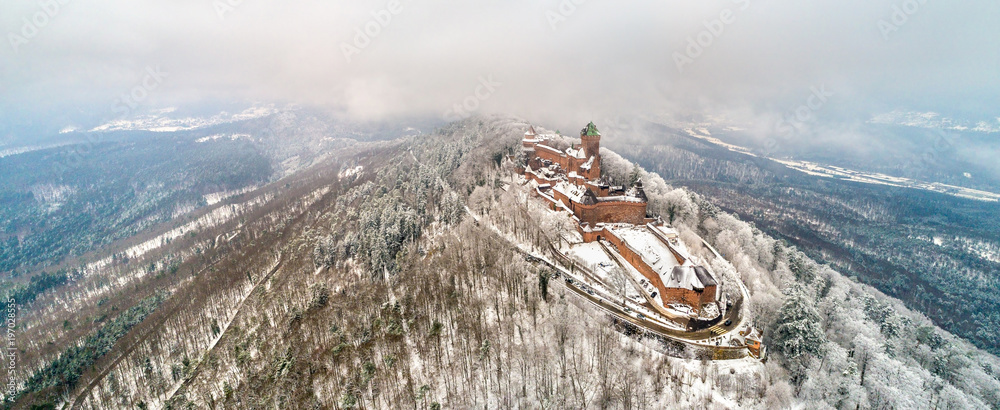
521,122,720,312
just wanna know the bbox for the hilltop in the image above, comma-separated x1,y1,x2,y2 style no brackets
1,117,998,409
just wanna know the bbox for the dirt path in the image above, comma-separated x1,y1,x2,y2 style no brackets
159,252,284,406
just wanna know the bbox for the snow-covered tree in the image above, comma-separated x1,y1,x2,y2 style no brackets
771,288,826,361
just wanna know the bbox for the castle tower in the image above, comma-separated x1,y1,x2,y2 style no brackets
580,121,601,160
580,122,601,178
522,125,539,152
630,178,648,202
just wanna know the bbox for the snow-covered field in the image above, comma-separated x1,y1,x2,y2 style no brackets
683,127,1000,202
772,158,1000,202
869,110,1000,133
195,133,253,143
204,184,260,206
89,105,277,133
0,142,75,158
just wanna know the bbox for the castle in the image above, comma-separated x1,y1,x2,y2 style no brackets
522,122,649,227
520,122,720,313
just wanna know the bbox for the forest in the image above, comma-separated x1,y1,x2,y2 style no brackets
607,121,1000,356
0,134,272,281
2,117,998,409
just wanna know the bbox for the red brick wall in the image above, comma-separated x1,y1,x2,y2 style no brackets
700,285,717,306
664,288,702,308
577,201,647,226
600,230,669,301
581,134,600,160
587,183,610,197
580,228,601,242
534,146,569,170
581,226,708,309
551,192,647,226
531,144,600,180
551,187,570,209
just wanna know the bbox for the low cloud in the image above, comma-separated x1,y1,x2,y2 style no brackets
1,0,998,138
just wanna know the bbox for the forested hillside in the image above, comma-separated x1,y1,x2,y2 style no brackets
606,120,1000,356
2,118,997,409
0,107,430,309
0,136,271,278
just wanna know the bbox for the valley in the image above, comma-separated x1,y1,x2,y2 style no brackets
611,120,1000,357
0,117,997,409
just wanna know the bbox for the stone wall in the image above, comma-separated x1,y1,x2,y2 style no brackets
584,226,709,310
700,284,718,306
534,145,570,170
597,228,670,303
663,287,703,309
550,189,647,226
577,201,647,226
531,144,599,180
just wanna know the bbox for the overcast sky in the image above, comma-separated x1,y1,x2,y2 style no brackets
2,0,999,137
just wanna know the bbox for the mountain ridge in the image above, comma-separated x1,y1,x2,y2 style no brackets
2,117,998,409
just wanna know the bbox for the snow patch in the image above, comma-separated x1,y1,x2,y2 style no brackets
195,133,252,143
90,105,277,133
338,165,364,180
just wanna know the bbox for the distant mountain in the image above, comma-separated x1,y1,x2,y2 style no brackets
2,117,997,409
869,110,1000,134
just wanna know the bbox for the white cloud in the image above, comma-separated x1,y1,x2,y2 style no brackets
1,0,998,135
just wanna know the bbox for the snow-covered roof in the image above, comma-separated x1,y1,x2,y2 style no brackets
553,181,586,203
536,144,563,155
565,147,587,159
597,195,645,203
567,242,616,278
610,226,684,281
665,265,717,291
653,225,680,238
579,155,595,170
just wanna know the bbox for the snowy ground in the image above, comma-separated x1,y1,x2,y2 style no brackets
683,127,1000,202
489,172,757,350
